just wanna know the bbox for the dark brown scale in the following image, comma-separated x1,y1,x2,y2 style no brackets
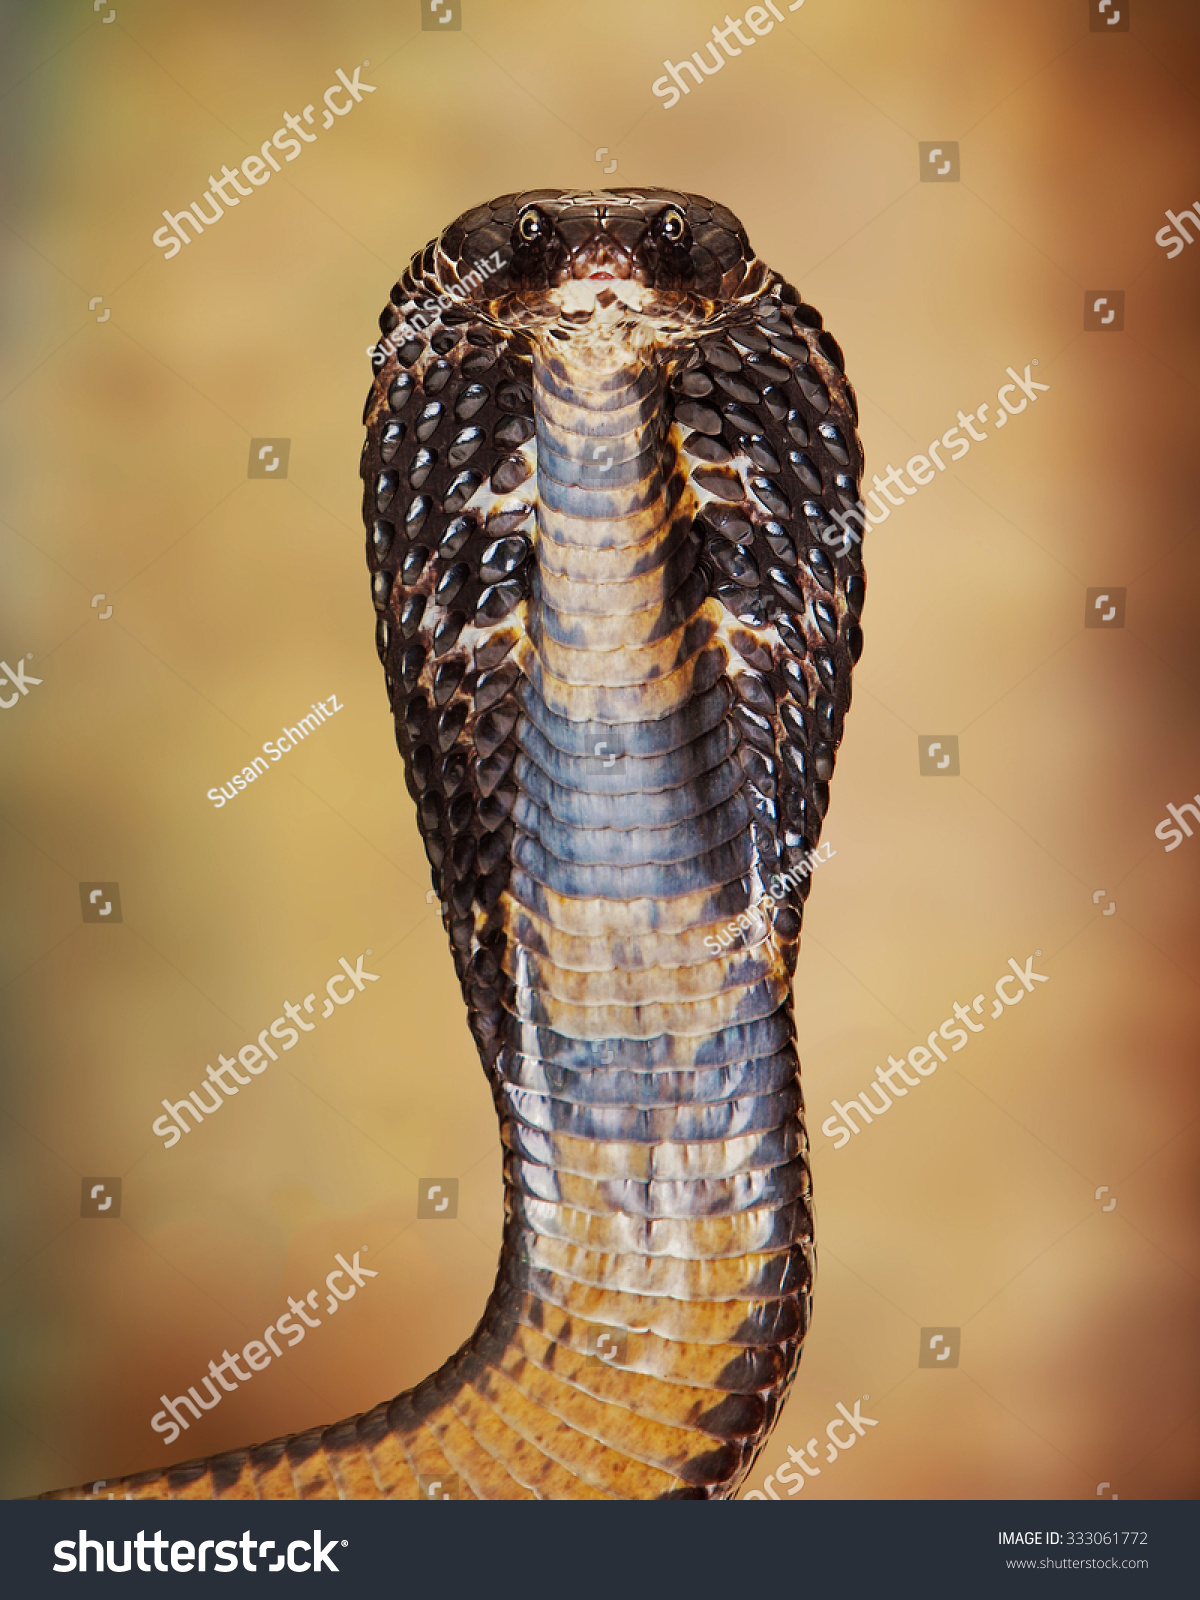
793,365,830,413
402,544,431,584
442,750,469,794
768,568,806,613
455,383,490,419
785,410,809,447
676,400,723,434
701,340,741,373
380,420,406,463
375,471,398,513
491,455,532,492
404,694,429,742
710,542,759,587
818,421,850,465
462,346,498,375
388,373,414,411
749,476,791,518
743,435,780,472
475,706,517,757
788,452,823,494
761,385,788,421
405,494,432,539
444,470,484,511
712,370,759,406
415,402,445,441
435,562,470,604
448,426,486,466
812,599,839,645
409,449,436,488
438,516,474,558
476,581,523,622
485,504,534,536
480,536,531,583
438,703,468,751
685,433,732,464
372,519,394,561
693,467,742,500
401,643,425,691
399,594,425,638
728,327,771,355
494,415,536,448
745,353,790,386
680,369,714,397
433,659,466,705
433,610,466,655
805,547,836,593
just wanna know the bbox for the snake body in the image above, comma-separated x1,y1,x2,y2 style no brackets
46,189,863,1500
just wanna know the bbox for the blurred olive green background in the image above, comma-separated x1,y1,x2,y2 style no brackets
1,0,1197,1500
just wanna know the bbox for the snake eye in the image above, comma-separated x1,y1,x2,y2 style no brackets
516,207,548,244
659,208,687,243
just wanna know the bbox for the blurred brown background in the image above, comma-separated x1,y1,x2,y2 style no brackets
1,0,1196,1500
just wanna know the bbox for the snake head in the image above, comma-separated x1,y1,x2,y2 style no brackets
430,189,769,341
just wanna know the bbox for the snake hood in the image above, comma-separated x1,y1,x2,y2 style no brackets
46,189,865,1502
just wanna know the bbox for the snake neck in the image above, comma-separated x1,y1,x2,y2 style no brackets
397,340,815,1498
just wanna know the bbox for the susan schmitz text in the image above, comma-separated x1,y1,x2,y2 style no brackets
207,694,343,808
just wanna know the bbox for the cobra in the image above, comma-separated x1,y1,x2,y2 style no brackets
45,188,864,1501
